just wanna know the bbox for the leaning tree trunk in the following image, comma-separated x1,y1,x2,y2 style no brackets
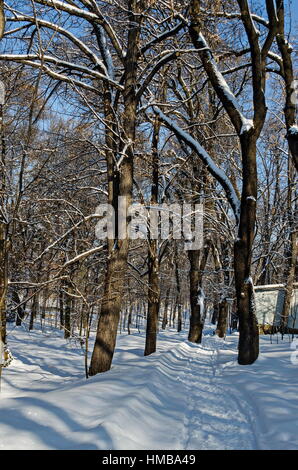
89,1,141,375
234,134,259,365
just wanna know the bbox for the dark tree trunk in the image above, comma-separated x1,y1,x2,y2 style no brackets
89,1,141,375
0,224,8,345
144,249,160,355
41,288,48,320
127,305,132,335
29,294,38,331
275,1,298,173
216,298,228,338
188,241,209,343
234,134,259,365
0,84,7,346
280,209,297,332
145,114,161,356
175,255,182,333
188,250,204,343
64,281,73,339
59,287,64,330
161,288,170,330
13,290,25,326
211,302,219,325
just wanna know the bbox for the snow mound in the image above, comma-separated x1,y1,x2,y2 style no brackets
0,327,298,450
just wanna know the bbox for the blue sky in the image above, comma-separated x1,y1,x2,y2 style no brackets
289,0,298,26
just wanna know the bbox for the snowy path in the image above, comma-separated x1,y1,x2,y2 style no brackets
171,340,256,450
0,326,297,449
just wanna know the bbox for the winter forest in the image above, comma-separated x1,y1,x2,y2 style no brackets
0,0,297,452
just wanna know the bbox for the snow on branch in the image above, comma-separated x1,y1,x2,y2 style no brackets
32,0,125,61
61,245,105,269
141,21,185,55
153,107,240,223
0,54,123,90
33,213,102,263
188,28,253,135
6,15,108,75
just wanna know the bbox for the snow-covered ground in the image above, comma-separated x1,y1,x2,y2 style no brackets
0,323,297,450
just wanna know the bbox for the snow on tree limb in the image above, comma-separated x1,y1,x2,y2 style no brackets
6,14,108,74
188,26,253,135
0,54,123,90
153,106,240,223
31,0,125,61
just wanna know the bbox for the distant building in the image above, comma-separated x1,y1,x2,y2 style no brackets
254,283,298,328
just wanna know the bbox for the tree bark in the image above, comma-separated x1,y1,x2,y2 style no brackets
64,282,72,339
13,290,25,326
0,49,7,345
89,1,142,374
145,114,161,356
234,134,259,365
280,203,297,332
59,286,64,330
0,223,8,345
161,288,170,330
29,293,39,331
188,250,204,343
216,298,228,338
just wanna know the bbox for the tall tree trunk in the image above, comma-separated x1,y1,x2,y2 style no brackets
275,0,298,173
145,114,161,356
29,293,39,331
280,188,297,332
188,250,204,343
89,1,141,375
175,255,182,333
275,3,298,330
144,244,160,355
64,279,74,339
234,135,259,365
127,304,132,335
0,44,7,346
211,302,219,325
59,286,64,330
216,298,228,338
188,234,209,343
161,288,170,330
13,290,25,326
41,288,48,320
0,224,8,345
